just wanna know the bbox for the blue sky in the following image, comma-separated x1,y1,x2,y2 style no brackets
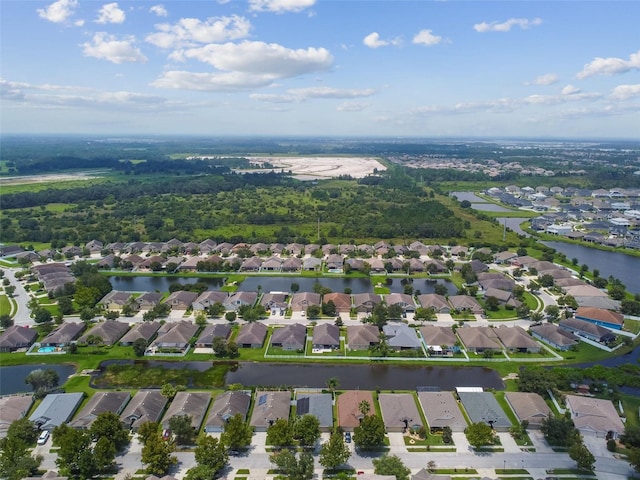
1,0,639,138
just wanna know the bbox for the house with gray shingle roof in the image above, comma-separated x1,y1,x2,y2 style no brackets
0,395,34,438
417,391,467,432
163,291,198,310
162,392,211,431
384,293,416,312
352,293,381,313
41,322,85,347
196,324,232,348
504,392,551,429
119,321,161,346
378,393,423,432
417,294,450,314
120,390,168,431
225,291,258,311
0,325,38,352
271,324,306,351
135,292,163,310
458,392,511,431
250,391,291,431
78,321,129,346
529,323,578,351
419,325,458,356
383,324,421,351
192,291,228,311
236,322,267,348
493,326,540,353
151,321,198,351
70,392,131,429
565,394,624,438
30,393,84,431
290,292,321,312
311,323,340,350
347,325,380,350
456,327,502,353
448,295,483,314
204,391,252,433
295,391,333,431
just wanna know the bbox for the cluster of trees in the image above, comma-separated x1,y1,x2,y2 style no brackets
53,412,129,478
0,418,42,480
540,414,595,471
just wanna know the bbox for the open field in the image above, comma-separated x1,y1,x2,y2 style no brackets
0,170,106,186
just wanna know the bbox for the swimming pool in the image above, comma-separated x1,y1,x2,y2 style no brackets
37,347,56,353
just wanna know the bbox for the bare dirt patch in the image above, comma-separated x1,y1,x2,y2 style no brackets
245,156,386,180
0,171,104,186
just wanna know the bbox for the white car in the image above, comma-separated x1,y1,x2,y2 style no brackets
37,430,50,445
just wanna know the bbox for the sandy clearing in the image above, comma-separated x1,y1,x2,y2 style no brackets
245,156,386,179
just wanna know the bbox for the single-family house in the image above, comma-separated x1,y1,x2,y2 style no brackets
192,291,228,311
41,322,85,347
135,292,163,310
261,293,288,314
302,257,322,271
261,257,282,272
204,391,251,433
504,392,552,429
383,324,421,351
559,318,616,344
70,392,131,429
295,392,333,431
565,395,624,439
529,324,578,351
30,393,84,431
494,251,518,264
384,293,416,313
0,325,38,352
98,291,132,310
0,395,34,438
458,392,511,431
456,327,502,353
163,291,198,310
250,391,291,431
347,325,380,351
282,257,302,272
225,291,258,311
493,326,540,353
120,390,168,431
162,392,211,432
119,321,161,346
419,325,458,356
353,293,382,313
575,307,624,330
151,321,198,352
196,324,232,348
271,324,306,351
448,295,483,314
290,292,321,312
417,294,450,314
322,292,352,312
325,254,344,270
378,393,423,432
311,323,340,350
337,390,375,432
417,391,467,432
236,322,268,348
78,321,129,346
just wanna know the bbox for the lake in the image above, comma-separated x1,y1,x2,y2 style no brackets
109,275,457,296
543,241,640,295
0,364,76,396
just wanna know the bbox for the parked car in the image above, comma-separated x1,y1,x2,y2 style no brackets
37,430,50,445
344,432,351,443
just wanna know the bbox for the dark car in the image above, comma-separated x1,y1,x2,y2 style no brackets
344,432,351,443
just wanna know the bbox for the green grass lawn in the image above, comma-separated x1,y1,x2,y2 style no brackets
0,294,13,316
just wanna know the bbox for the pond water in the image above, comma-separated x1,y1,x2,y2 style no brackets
496,217,532,237
226,362,504,390
543,241,640,295
109,275,457,296
450,192,486,203
0,364,76,396
471,203,513,212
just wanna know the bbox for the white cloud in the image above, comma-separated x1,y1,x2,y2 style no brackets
150,5,168,17
576,50,640,79
171,41,333,77
96,3,126,24
248,0,316,13
252,86,375,103
337,101,370,112
412,29,442,46
611,84,640,100
152,70,276,91
146,15,251,49
363,32,388,49
525,73,558,86
473,17,542,33
561,84,581,95
37,0,78,23
82,33,147,64
74,19,85,27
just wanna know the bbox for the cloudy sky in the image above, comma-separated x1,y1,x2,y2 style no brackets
1,0,639,138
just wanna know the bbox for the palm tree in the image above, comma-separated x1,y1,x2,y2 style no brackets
326,376,340,395
358,400,371,416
